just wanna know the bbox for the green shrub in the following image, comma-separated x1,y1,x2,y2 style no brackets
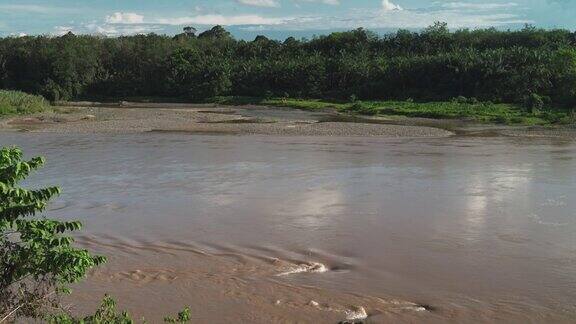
0,90,48,116
49,295,191,323
524,93,545,113
346,102,377,115
264,90,274,99
454,96,468,104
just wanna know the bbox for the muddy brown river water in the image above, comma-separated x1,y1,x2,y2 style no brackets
2,132,576,323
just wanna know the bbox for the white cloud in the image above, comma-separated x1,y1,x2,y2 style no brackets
105,12,145,24
51,12,158,37
296,0,341,5
9,32,28,37
156,14,287,26
84,23,118,35
382,0,403,11
47,12,288,37
0,4,77,14
236,0,280,7
66,22,163,36
52,26,75,36
0,4,50,13
441,2,518,10
42,0,530,37
241,4,529,31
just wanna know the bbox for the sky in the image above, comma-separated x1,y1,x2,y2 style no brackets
0,0,575,39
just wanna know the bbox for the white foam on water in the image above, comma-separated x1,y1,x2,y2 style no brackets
277,262,328,276
345,306,368,321
528,213,568,227
542,196,566,207
405,306,427,312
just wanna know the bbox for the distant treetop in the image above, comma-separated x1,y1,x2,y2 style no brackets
198,25,232,40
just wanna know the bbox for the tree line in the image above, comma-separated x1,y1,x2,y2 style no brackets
0,23,575,109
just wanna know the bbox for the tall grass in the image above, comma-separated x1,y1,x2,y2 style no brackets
213,96,570,125
0,90,48,116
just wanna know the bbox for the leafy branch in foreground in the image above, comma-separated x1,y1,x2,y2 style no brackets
0,146,106,322
49,295,191,323
0,147,190,323
164,307,191,323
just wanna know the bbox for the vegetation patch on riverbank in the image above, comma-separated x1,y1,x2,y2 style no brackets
0,90,49,117
212,96,574,125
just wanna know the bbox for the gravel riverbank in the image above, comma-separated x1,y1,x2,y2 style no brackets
2,103,576,139
0,104,453,137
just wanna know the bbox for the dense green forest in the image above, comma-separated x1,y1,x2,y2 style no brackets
1,23,575,110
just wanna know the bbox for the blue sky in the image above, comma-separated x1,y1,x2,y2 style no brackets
0,0,574,39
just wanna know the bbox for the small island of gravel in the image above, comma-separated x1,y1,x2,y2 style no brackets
0,102,454,137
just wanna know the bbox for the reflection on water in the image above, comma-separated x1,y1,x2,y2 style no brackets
2,132,576,323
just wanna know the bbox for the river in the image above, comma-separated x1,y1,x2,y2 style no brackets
2,132,575,323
